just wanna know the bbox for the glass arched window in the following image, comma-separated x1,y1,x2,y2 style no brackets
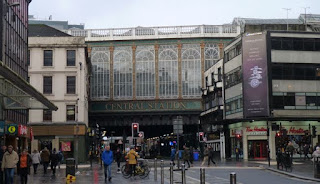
113,46,133,99
205,44,220,70
91,47,110,99
182,44,201,98
159,45,178,98
136,46,155,99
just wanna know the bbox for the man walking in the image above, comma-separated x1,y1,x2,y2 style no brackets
40,147,50,174
201,146,209,166
170,147,176,166
1,145,18,184
303,144,310,160
115,148,122,173
102,146,113,183
208,146,216,166
183,145,191,168
50,148,59,175
0,146,6,184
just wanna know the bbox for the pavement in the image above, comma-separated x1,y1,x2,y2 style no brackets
5,158,320,183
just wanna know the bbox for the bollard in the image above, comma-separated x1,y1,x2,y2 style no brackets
154,158,158,181
161,160,164,184
181,164,186,184
170,162,174,184
230,172,236,184
200,168,203,184
200,168,205,184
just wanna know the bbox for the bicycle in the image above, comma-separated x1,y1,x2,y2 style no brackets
122,158,150,179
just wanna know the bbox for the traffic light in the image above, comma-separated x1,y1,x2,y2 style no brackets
199,132,204,142
312,126,317,138
276,132,281,137
236,134,241,139
132,123,139,137
282,129,287,137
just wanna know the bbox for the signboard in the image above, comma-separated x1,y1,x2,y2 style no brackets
230,129,243,137
90,100,202,112
138,131,144,138
61,141,71,151
245,126,267,135
281,126,308,135
18,125,27,136
242,33,269,118
6,124,18,135
0,121,4,136
173,117,183,134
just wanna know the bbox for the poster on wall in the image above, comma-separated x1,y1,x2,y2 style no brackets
242,33,269,118
61,142,71,152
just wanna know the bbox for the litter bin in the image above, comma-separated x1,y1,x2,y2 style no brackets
315,157,320,178
193,152,199,161
66,158,76,177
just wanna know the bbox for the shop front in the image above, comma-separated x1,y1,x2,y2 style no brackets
229,121,269,160
31,124,87,163
272,121,318,158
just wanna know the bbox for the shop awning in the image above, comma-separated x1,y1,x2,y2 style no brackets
0,61,57,110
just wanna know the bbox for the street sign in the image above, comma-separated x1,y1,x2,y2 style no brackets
173,117,183,134
138,131,144,138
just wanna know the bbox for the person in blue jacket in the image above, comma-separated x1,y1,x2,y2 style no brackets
102,146,113,183
170,147,176,166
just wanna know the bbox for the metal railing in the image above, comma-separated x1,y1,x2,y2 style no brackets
65,24,240,41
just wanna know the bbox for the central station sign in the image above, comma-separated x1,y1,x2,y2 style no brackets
90,100,202,112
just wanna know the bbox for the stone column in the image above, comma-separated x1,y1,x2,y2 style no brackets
52,138,59,151
132,45,137,100
178,43,182,99
155,44,159,99
218,42,224,59
201,42,205,88
109,46,114,100
242,127,248,160
270,128,276,159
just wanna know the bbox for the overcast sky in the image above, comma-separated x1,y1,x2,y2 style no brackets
29,0,319,29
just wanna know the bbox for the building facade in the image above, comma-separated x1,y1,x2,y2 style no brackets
0,0,56,152
66,24,240,155
223,31,320,160
28,25,89,162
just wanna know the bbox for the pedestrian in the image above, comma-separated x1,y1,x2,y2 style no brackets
170,147,176,166
102,146,113,183
40,147,50,174
115,148,122,173
183,145,190,168
50,148,59,175
0,146,6,184
201,146,209,166
126,146,139,177
286,141,294,163
57,149,64,169
208,146,216,166
235,147,240,161
1,145,18,184
303,144,310,160
189,146,194,167
312,147,320,161
18,149,32,184
31,150,41,174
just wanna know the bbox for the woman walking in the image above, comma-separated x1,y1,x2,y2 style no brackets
18,149,32,184
31,150,41,174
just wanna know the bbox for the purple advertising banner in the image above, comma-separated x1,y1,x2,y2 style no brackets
242,33,269,118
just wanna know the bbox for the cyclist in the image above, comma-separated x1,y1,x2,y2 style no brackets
126,146,140,176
